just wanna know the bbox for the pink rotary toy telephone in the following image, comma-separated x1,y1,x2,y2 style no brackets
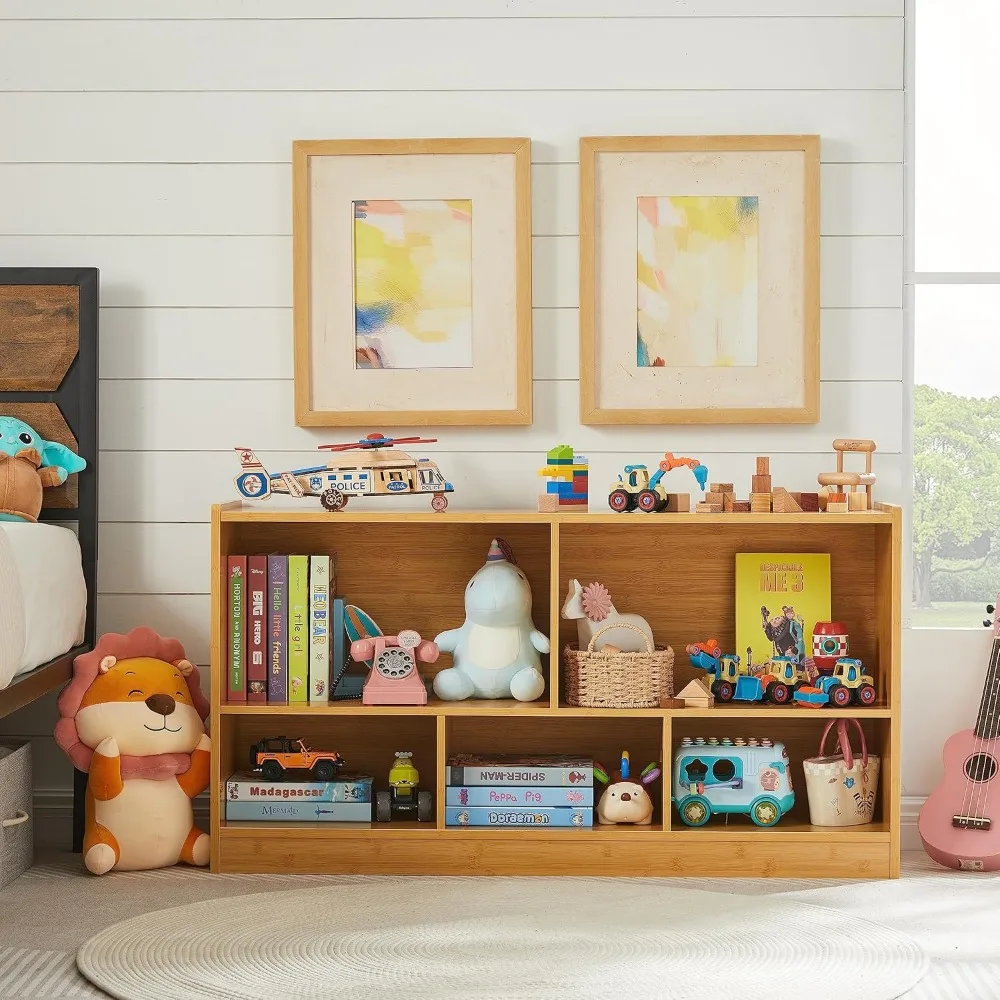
350,629,438,706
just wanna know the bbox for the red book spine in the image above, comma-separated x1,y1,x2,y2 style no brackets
246,555,268,702
227,555,247,702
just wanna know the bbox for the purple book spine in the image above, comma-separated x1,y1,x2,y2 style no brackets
267,554,288,701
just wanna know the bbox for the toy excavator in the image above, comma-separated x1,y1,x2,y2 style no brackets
609,453,709,513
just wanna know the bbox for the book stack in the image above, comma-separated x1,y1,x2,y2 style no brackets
225,770,374,823
445,754,594,828
227,553,348,704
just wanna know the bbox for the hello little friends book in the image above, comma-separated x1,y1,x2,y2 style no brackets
735,553,831,669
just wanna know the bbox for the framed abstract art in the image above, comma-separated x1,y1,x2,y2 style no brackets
579,135,820,425
292,138,532,427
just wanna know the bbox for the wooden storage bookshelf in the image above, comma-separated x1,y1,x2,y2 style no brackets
210,502,902,878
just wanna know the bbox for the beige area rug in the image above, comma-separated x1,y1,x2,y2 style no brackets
75,878,927,1000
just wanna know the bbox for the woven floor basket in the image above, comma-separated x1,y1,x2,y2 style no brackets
563,622,674,709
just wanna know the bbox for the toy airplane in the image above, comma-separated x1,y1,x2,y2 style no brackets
233,433,455,512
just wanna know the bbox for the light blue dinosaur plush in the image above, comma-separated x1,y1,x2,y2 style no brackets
433,539,549,702
0,416,87,522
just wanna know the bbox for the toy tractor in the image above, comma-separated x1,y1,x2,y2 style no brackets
249,737,345,782
688,644,811,705
375,751,434,823
608,453,709,513
795,657,877,708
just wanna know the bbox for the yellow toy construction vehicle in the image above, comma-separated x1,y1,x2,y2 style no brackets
608,453,709,513
375,751,433,822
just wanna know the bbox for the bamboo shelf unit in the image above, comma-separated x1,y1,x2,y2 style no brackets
210,502,902,878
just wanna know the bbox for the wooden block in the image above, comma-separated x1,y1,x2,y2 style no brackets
663,493,691,513
771,487,802,514
848,491,868,511
709,483,734,495
705,491,724,507
789,492,802,505
723,493,734,512
751,474,772,494
755,456,770,475
696,502,723,513
659,697,686,709
828,492,847,504
537,494,559,513
731,500,751,513
798,492,820,512
826,501,849,513
750,492,772,513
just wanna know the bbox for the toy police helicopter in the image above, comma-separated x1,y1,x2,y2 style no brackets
233,433,455,512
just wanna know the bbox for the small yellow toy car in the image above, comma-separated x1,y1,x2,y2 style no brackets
375,751,433,822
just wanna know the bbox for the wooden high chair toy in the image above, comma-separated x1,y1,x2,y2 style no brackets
817,439,877,512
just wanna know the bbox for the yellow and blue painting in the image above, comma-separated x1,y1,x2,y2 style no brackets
353,199,473,370
637,195,759,368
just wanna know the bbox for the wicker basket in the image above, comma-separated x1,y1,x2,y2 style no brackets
563,622,674,709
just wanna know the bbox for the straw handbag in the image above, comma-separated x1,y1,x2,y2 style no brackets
803,718,879,827
563,622,674,709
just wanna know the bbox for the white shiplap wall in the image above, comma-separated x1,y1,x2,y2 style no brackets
0,2,905,813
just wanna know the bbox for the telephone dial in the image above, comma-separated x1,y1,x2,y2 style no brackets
350,629,439,705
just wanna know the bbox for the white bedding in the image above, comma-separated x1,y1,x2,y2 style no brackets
0,522,86,689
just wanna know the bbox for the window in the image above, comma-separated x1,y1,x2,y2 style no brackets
913,2,1000,628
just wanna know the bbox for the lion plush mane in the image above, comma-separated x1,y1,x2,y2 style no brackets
55,626,210,780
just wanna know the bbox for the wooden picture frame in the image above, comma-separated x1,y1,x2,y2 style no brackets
580,135,820,425
293,138,532,427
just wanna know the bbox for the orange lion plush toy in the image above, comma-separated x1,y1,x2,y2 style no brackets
54,627,211,875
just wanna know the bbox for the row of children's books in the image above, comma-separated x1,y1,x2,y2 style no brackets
227,553,347,703
226,771,374,822
446,754,594,828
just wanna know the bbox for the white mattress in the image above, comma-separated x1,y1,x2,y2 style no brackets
0,522,86,689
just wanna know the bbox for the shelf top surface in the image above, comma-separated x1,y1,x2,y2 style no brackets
215,501,900,526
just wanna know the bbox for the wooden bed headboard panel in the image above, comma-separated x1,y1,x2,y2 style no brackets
0,269,99,647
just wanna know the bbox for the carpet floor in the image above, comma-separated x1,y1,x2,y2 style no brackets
0,852,994,999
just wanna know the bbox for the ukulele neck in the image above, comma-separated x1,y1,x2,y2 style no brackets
974,638,1000,740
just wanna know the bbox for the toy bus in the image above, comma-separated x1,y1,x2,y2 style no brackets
672,737,794,828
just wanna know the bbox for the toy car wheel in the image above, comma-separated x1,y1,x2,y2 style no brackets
261,760,282,782
416,790,433,822
608,489,631,513
856,683,877,706
768,682,791,705
678,795,712,827
636,490,659,513
312,760,337,782
749,796,782,827
320,489,347,511
831,685,853,708
431,494,448,512
375,790,392,823
713,680,735,702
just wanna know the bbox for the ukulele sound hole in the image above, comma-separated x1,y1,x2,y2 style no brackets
964,753,998,783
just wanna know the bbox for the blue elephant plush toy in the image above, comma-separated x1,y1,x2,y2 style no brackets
0,416,86,522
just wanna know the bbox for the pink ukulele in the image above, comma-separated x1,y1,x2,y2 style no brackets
918,597,1000,871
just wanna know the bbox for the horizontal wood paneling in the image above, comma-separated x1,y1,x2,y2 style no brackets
99,305,903,383
99,449,906,525
0,163,902,237
0,91,904,165
98,378,904,453
0,1,904,17
0,234,902,309
0,19,902,92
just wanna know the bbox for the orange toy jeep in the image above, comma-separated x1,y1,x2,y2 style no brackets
249,737,344,782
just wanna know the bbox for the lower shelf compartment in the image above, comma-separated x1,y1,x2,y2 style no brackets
216,825,894,877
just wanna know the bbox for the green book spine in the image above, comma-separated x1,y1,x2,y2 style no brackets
309,556,330,702
287,555,309,703
227,555,247,702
